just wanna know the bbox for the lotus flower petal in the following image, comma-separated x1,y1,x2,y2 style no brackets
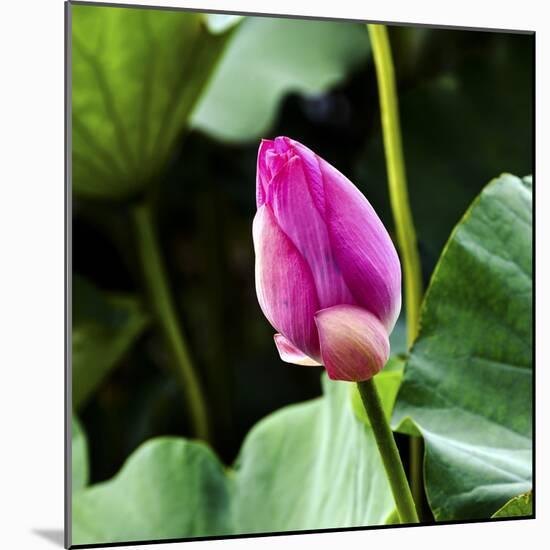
320,160,401,332
254,136,401,379
258,138,355,309
314,305,390,382
253,204,321,360
274,334,320,366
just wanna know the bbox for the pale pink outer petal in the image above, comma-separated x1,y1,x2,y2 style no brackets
321,161,402,332
267,155,355,309
253,204,321,361
314,305,390,382
274,334,321,366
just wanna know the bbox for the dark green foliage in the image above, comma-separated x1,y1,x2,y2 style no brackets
393,175,532,520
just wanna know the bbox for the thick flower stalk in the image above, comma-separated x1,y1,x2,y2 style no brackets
253,136,401,382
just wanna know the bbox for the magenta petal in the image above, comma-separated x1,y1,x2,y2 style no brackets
257,138,296,208
253,204,321,360
274,334,321,366
288,139,327,217
321,161,401,332
256,139,273,207
315,305,390,382
267,155,355,309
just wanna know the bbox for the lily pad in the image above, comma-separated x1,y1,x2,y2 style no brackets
71,4,232,199
191,16,370,142
233,375,394,533
393,174,533,520
71,438,232,545
72,376,394,545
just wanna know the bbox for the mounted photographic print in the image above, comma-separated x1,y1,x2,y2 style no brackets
66,1,534,547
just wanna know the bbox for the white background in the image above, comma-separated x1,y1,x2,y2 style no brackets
0,0,547,548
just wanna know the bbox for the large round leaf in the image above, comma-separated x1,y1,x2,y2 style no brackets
393,174,532,520
72,376,394,545
233,375,393,532
71,4,231,199
191,17,370,142
72,438,232,545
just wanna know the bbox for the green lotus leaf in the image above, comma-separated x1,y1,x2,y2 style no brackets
492,491,532,518
393,174,533,520
191,17,370,141
72,376,394,545
71,4,232,199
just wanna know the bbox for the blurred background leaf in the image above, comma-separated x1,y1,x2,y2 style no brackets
203,14,244,34
71,5,232,199
73,375,394,545
72,438,232,545
191,17,370,141
72,416,89,493
72,276,149,409
393,174,532,520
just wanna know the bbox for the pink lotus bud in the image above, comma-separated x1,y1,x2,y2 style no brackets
253,136,401,381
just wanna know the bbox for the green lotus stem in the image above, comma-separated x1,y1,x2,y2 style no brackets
357,378,419,524
132,202,210,442
368,24,423,344
368,23,425,514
